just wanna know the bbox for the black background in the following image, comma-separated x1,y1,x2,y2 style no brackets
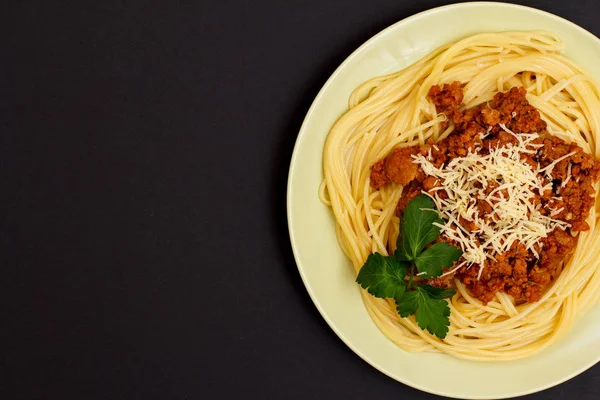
2,1,600,399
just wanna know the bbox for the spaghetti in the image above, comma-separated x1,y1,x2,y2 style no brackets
320,31,600,361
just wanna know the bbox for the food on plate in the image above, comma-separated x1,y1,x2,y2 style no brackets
320,31,600,361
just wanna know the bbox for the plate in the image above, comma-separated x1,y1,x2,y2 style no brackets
286,2,600,399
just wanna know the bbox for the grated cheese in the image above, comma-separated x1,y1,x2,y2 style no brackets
561,162,572,188
412,125,571,279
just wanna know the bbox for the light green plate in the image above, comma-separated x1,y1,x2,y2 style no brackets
287,2,600,398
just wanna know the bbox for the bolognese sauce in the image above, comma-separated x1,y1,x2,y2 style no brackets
370,84,600,305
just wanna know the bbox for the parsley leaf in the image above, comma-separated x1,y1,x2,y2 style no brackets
414,242,463,278
356,253,408,299
394,215,411,262
395,286,452,339
400,194,443,260
395,290,419,318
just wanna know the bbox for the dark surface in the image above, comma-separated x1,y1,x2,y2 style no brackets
2,0,600,399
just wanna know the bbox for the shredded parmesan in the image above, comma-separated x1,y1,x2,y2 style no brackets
412,125,571,279
561,162,572,188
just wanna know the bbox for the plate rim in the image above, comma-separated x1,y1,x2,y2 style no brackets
286,2,600,398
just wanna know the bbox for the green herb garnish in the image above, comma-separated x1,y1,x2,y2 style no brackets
356,253,408,300
356,194,462,339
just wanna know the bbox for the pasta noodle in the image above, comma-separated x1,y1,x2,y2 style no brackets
320,31,600,361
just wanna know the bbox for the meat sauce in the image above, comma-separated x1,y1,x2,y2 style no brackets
371,83,600,304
